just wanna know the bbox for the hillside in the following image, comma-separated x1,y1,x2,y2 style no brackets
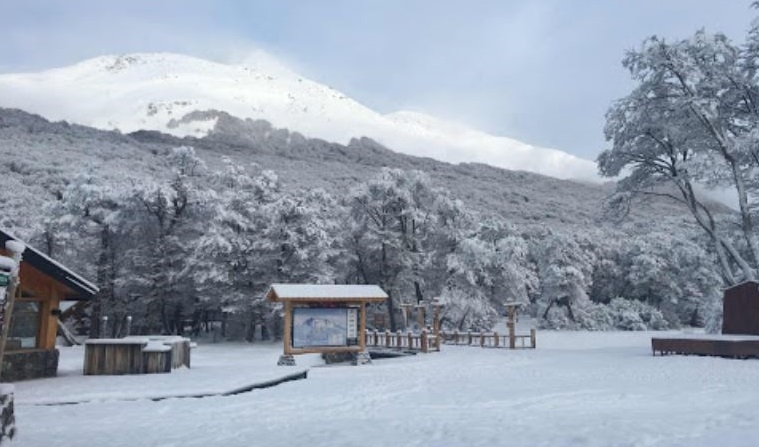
0,53,596,180
0,108,707,237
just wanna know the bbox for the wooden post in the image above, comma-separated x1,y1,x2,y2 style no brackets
385,330,391,348
494,331,499,348
530,328,536,349
480,332,485,347
100,316,109,339
359,302,367,352
396,330,402,349
0,242,25,381
505,302,520,349
468,330,472,345
432,303,442,338
373,330,378,346
453,330,459,344
283,301,292,355
38,288,60,350
407,331,413,350
400,303,413,330
421,329,428,353
0,286,20,377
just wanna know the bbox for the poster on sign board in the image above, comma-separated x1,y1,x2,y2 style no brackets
292,307,360,348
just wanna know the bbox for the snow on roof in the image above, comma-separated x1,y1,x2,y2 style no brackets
723,280,759,291
266,284,388,302
0,256,16,272
0,228,98,299
85,338,149,345
652,333,759,341
142,343,172,353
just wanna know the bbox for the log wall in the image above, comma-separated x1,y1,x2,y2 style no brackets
84,340,146,375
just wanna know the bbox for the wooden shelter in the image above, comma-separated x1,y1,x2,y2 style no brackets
265,284,388,365
0,229,98,381
722,281,759,335
652,281,759,359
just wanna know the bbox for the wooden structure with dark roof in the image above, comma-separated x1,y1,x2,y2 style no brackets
266,284,388,365
0,229,98,381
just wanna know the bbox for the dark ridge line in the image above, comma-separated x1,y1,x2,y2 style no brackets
25,370,308,407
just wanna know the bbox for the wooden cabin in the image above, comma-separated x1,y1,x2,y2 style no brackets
266,284,388,365
1,229,98,381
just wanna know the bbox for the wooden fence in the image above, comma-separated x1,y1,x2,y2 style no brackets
364,330,441,353
363,328,536,353
439,329,536,349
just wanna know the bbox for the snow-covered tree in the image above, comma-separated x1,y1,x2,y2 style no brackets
346,168,500,329
130,147,210,334
439,218,535,330
189,160,342,339
533,232,596,328
47,170,133,336
600,25,759,284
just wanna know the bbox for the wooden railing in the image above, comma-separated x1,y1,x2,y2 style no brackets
364,330,441,353
439,329,536,349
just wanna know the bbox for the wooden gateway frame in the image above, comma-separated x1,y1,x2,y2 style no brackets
265,284,388,364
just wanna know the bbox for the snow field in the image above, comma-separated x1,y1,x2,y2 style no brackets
14,331,759,447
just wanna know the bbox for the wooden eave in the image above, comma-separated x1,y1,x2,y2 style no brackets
1,229,98,300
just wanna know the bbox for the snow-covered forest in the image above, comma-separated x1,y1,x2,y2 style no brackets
22,147,727,335
0,129,723,337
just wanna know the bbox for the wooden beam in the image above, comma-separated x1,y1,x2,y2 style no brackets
38,283,60,350
359,302,366,351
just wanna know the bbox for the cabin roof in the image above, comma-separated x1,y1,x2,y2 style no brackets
0,229,99,300
266,284,388,302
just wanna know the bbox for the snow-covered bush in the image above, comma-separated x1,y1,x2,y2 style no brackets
605,298,668,331
539,298,668,331
703,295,724,334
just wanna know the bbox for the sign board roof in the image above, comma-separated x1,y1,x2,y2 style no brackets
266,284,388,302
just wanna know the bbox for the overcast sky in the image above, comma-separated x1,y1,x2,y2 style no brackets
0,1,754,160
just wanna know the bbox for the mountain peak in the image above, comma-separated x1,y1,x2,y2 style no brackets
0,52,597,181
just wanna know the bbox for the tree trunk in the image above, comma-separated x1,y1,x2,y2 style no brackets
456,308,471,330
387,290,397,332
566,301,576,322
542,299,555,320
727,159,759,275
90,227,112,338
414,281,424,304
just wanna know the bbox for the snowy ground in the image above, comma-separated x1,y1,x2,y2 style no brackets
13,342,320,405
13,331,759,447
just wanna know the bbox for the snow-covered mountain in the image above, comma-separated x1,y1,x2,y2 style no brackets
0,52,597,180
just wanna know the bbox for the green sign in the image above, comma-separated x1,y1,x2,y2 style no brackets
0,274,9,287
